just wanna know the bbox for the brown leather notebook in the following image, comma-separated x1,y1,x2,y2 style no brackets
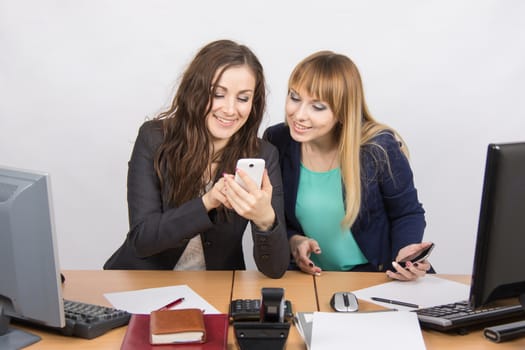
120,313,228,350
150,308,205,344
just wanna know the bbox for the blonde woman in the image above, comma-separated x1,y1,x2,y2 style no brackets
264,51,432,280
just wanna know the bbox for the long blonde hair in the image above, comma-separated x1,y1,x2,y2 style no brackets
288,51,409,228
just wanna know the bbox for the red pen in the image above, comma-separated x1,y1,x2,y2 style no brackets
157,297,185,311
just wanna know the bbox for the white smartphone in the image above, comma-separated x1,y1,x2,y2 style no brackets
235,158,265,190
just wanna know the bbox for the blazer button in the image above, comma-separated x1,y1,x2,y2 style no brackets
261,254,269,260
204,241,212,247
182,238,189,243
259,237,267,242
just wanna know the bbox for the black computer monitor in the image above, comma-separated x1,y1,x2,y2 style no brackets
0,166,64,349
469,142,525,309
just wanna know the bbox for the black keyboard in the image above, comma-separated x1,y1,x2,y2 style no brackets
57,299,131,339
415,300,525,332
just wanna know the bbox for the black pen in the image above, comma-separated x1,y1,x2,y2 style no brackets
359,309,398,313
371,297,419,308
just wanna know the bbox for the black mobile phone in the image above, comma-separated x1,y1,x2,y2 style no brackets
398,243,435,268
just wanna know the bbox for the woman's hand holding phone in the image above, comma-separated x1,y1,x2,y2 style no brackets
221,159,275,230
397,242,435,268
234,158,265,190
387,242,434,281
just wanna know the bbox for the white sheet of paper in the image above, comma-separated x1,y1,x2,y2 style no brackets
311,311,426,349
295,312,314,350
353,275,469,310
104,284,220,314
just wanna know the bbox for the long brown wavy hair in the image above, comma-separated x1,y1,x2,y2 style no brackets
288,51,409,228
154,40,266,207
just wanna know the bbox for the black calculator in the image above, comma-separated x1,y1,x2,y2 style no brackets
229,299,293,322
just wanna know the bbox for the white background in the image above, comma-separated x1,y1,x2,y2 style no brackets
1,0,524,274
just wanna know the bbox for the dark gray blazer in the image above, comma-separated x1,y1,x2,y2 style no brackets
104,120,289,278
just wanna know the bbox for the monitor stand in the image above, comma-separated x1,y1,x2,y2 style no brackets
0,306,41,350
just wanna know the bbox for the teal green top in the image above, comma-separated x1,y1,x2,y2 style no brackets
295,165,368,270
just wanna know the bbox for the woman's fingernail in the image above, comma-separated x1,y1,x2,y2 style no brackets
308,262,314,267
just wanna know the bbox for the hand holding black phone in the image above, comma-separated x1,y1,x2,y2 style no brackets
397,242,435,268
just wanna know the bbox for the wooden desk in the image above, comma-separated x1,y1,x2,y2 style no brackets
315,272,525,350
13,270,525,349
231,270,317,350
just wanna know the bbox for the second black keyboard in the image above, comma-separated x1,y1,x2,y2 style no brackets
415,300,525,332
59,299,131,339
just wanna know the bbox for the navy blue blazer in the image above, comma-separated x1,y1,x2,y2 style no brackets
263,123,426,272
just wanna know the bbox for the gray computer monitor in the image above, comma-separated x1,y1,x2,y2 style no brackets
469,142,525,309
0,166,64,349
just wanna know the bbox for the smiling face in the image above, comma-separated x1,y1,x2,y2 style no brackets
285,87,339,146
206,65,256,151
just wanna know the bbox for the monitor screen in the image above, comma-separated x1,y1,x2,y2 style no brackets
469,142,525,309
0,166,64,349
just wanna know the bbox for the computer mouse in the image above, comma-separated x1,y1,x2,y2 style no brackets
330,291,359,312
